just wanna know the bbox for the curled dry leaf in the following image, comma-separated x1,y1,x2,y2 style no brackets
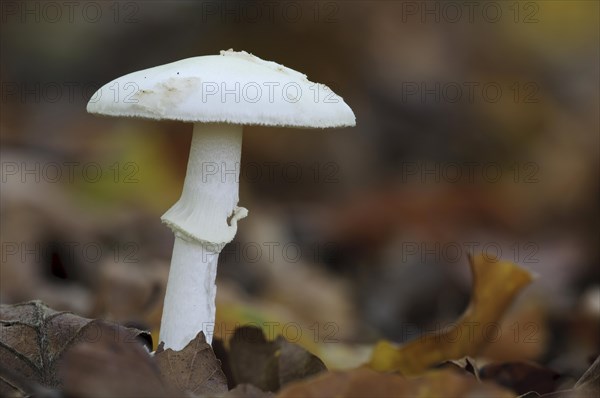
436,357,480,379
224,383,275,398
276,335,327,387
369,254,534,375
228,326,327,392
277,367,516,398
58,323,170,398
479,361,561,396
154,331,228,396
229,327,279,392
212,337,236,389
573,355,600,395
0,300,149,396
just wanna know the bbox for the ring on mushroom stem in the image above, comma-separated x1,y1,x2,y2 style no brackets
87,49,356,351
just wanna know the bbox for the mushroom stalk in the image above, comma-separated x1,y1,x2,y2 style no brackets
160,123,246,350
160,238,219,349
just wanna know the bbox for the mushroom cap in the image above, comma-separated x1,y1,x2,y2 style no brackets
87,50,355,128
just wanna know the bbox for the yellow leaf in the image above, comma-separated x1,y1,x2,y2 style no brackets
277,367,516,398
369,254,534,375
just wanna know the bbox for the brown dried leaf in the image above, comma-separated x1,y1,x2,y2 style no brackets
437,357,480,379
228,326,327,392
479,362,561,396
369,254,534,375
229,326,279,392
574,355,600,394
154,331,228,396
224,383,275,398
58,323,170,398
277,367,516,398
276,335,327,388
0,300,149,395
212,337,236,389
0,364,50,398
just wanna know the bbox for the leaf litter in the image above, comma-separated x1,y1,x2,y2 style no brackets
1,255,599,398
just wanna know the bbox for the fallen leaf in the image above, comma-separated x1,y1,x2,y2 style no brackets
94,258,168,352
224,383,275,398
276,335,327,387
228,326,327,392
369,254,534,375
481,299,548,362
58,323,170,398
212,337,236,389
154,331,228,396
574,355,600,394
0,300,149,395
229,326,279,392
277,367,516,398
436,357,479,379
0,364,52,398
479,361,561,395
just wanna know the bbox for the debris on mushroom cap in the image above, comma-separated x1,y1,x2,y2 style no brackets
219,49,308,80
86,50,356,128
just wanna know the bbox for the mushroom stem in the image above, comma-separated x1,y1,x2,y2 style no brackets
160,237,219,349
160,123,246,350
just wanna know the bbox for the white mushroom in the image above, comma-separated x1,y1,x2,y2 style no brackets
87,49,355,350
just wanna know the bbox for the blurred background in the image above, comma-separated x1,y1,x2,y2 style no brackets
1,0,598,379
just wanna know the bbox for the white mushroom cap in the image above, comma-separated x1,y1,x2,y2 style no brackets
87,49,355,128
